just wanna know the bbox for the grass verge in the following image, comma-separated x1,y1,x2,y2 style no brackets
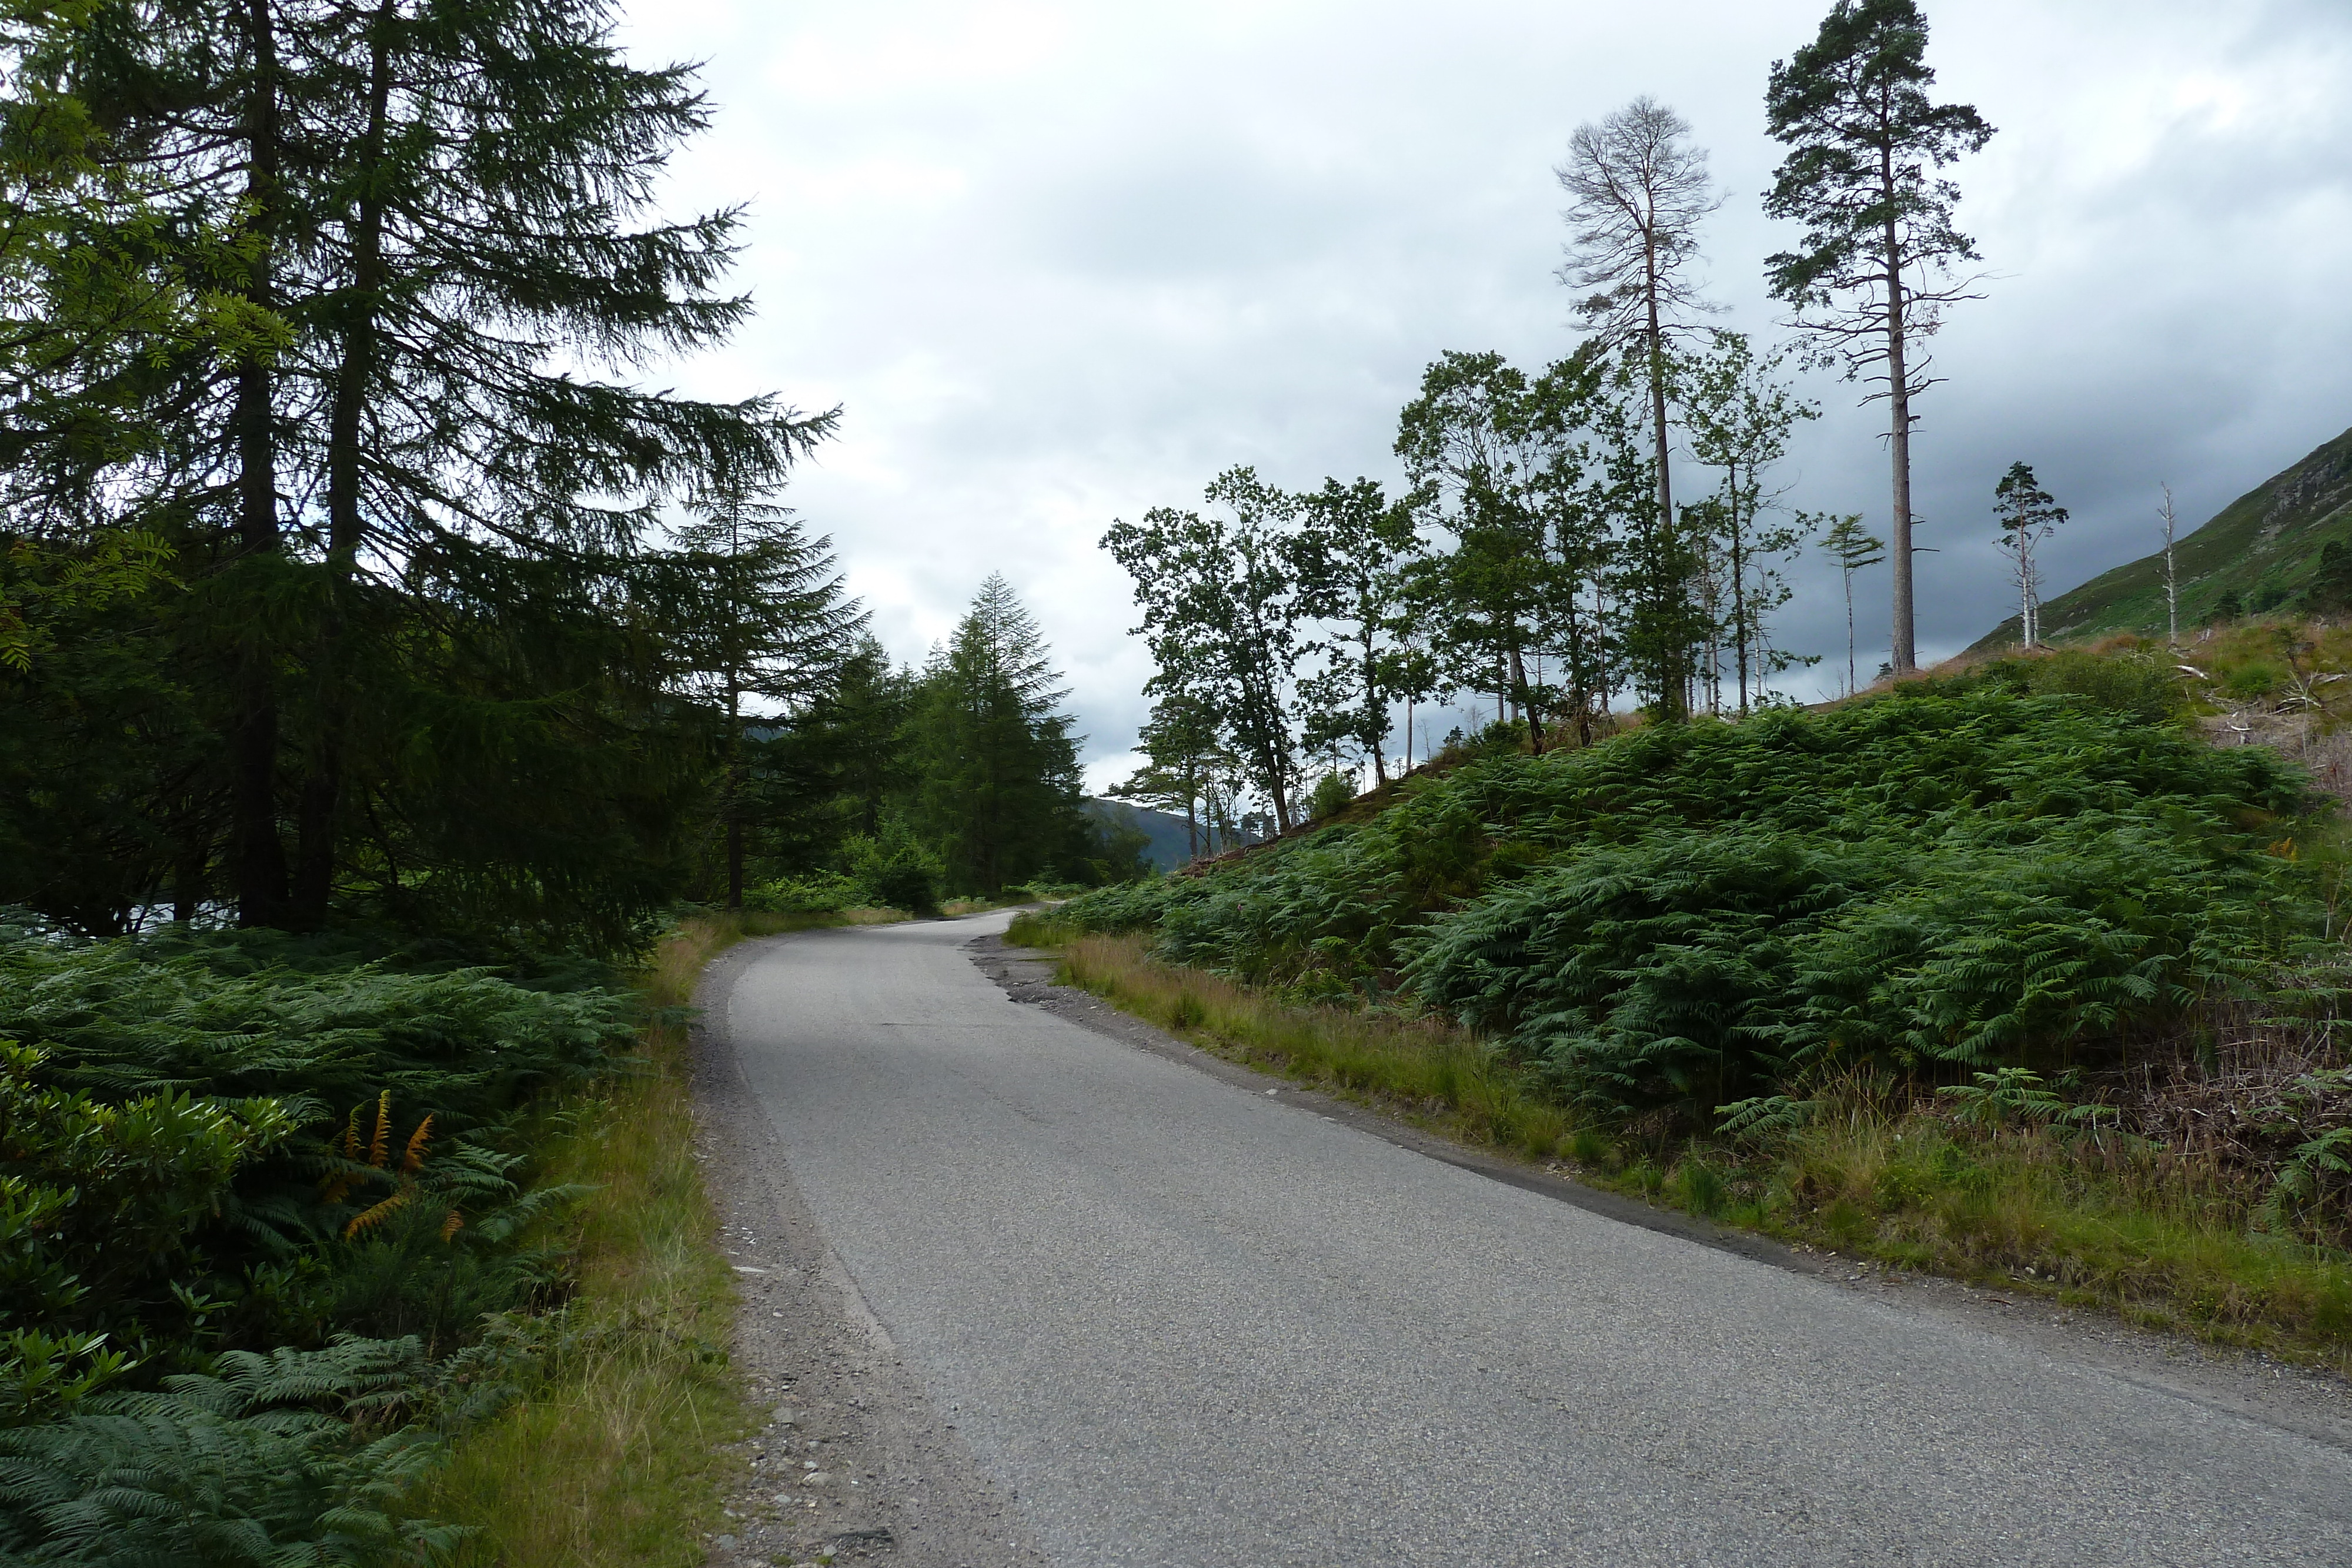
410,909,834,1564
1014,918,2352,1373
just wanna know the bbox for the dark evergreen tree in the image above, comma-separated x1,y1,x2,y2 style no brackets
2,0,834,941
666,486,861,908
1764,0,1993,676
910,574,1088,894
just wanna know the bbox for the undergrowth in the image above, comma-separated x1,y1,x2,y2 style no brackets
0,907,816,1564
1019,925,2352,1369
410,910,776,1566
1017,674,2352,1366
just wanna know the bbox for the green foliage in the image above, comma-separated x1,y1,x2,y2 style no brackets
906,575,1093,894
0,918,656,1559
0,1041,297,1398
844,823,946,915
1943,648,2186,726
0,1337,460,1566
1307,773,1356,822
1936,1068,2113,1129
1051,686,2311,1123
741,871,868,915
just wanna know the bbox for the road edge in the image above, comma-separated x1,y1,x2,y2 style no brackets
967,930,2352,1457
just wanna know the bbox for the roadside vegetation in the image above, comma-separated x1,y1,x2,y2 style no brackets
1020,652,2352,1369
0,905,876,1566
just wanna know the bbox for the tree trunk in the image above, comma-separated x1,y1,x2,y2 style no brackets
230,0,290,929
724,683,746,908
1882,152,1917,675
292,0,397,930
1730,466,1751,715
1643,238,1684,721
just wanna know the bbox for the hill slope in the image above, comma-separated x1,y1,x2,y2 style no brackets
1969,424,2352,650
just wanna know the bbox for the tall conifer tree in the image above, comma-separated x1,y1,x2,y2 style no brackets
1763,0,1993,674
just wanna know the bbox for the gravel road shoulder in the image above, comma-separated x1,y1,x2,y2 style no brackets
963,930,2352,1459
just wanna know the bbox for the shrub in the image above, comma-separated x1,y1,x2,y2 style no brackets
1047,686,2314,1124
1308,772,1357,821
843,825,943,914
741,871,867,914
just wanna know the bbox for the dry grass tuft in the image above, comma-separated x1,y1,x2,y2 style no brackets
1050,931,1575,1162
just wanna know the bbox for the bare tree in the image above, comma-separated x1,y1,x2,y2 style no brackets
1556,95,1721,720
1763,0,1994,674
2159,483,2181,647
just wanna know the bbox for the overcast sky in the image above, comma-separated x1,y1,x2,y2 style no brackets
614,0,2352,790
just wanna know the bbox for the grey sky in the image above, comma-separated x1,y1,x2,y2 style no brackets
617,0,2352,788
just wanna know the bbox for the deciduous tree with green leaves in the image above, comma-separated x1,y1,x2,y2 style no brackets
1679,329,1818,714
1288,476,1418,786
1104,469,1304,831
1819,513,1885,694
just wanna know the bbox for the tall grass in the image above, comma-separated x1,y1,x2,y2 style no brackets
1026,924,1574,1161
411,911,786,1565
1021,921,2352,1370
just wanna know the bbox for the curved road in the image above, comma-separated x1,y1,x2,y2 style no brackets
716,911,2352,1566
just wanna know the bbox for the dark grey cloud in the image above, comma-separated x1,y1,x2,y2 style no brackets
622,0,2352,781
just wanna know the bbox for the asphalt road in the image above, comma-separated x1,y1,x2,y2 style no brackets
718,911,2352,1567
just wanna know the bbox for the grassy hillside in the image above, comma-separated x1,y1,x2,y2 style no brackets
1970,425,2352,650
1022,658,2352,1360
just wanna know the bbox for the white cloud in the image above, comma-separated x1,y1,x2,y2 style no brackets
615,0,2352,785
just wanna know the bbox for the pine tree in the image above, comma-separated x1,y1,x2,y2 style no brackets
1764,0,1993,675
1992,462,2067,647
667,486,861,908
9,0,835,938
911,575,1087,894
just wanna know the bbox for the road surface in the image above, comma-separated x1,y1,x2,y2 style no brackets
708,911,2352,1567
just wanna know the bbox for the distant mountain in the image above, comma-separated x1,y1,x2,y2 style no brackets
1083,798,1259,872
1969,425,2352,651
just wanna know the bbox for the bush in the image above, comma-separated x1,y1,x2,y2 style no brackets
0,921,639,1556
844,825,944,914
1045,686,2313,1122
1308,772,1357,821
741,871,867,914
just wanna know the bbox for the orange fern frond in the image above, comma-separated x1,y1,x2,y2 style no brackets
368,1089,392,1169
439,1209,465,1241
344,1190,410,1241
341,1103,363,1161
320,1170,356,1206
402,1114,435,1175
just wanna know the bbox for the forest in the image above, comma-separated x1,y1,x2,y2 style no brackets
0,1,1130,1562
